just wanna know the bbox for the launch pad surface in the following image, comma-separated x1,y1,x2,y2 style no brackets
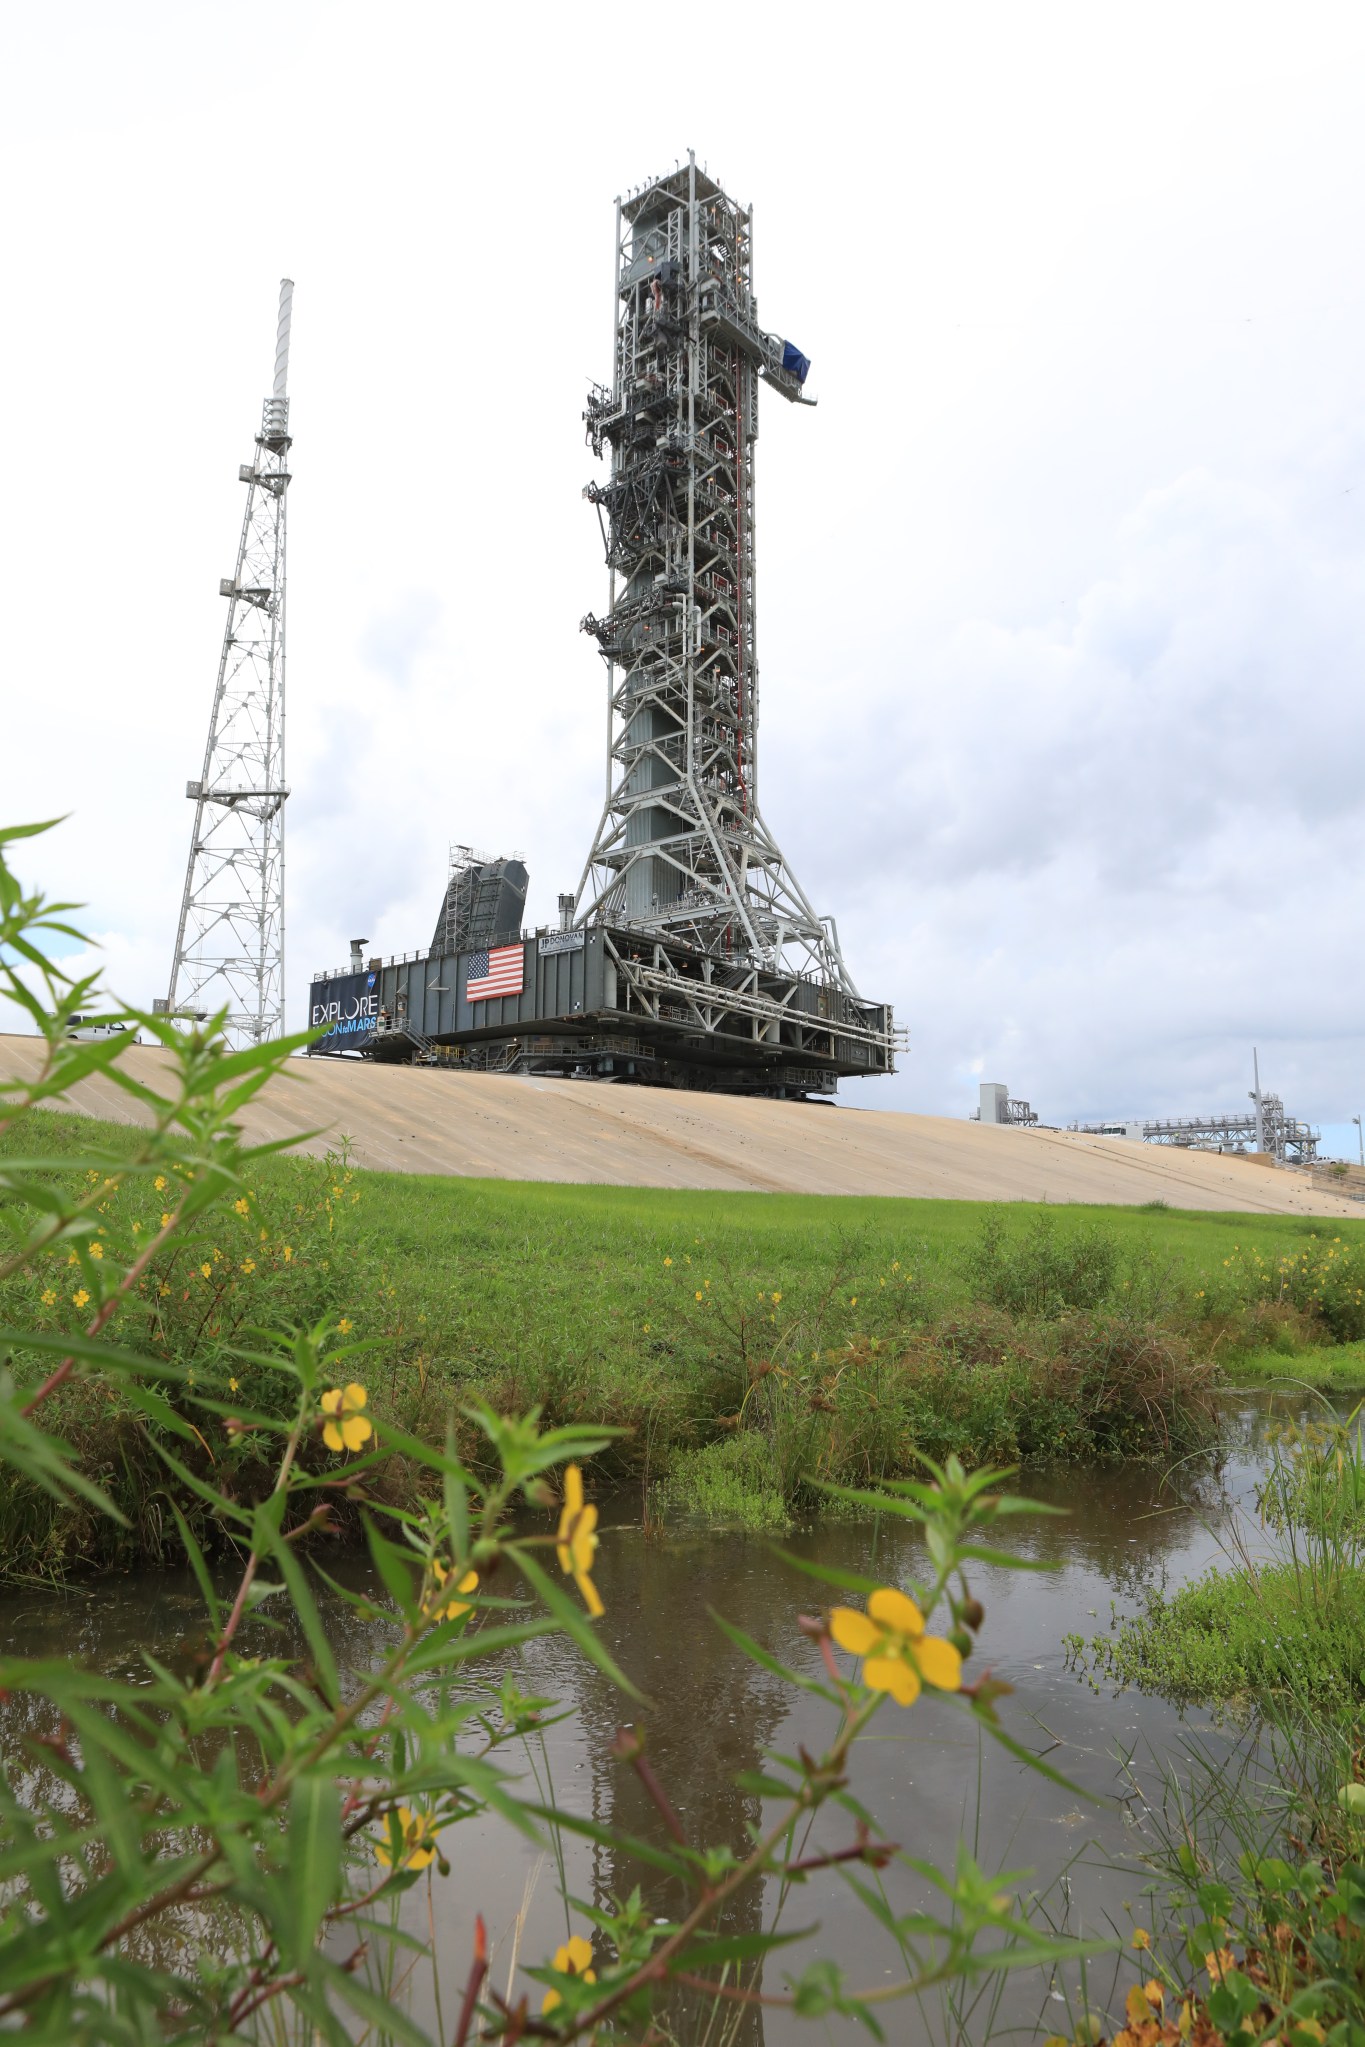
6,1035,1357,1216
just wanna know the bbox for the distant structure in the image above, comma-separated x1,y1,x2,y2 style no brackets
164,281,294,1046
307,160,898,1095
1074,1105,1319,1164
974,1083,1038,1126
1071,1054,1319,1164
430,847,529,957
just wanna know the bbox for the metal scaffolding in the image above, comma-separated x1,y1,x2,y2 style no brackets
1072,1101,1320,1164
165,281,294,1045
575,153,859,994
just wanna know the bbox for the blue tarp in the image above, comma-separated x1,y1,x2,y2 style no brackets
781,340,810,384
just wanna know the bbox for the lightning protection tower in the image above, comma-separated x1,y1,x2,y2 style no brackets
166,280,294,1045
577,153,855,990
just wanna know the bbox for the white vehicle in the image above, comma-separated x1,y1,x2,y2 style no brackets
65,1016,141,1044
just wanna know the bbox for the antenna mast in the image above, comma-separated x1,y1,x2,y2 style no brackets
166,280,294,1045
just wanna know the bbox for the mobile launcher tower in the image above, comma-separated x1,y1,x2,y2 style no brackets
309,157,900,1095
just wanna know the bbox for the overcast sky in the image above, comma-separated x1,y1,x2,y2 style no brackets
4,2,1363,1150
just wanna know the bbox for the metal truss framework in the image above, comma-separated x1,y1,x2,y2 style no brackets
1074,1102,1320,1164
575,154,863,999
166,281,294,1046
603,934,894,1063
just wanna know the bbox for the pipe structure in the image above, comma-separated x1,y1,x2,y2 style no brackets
273,278,294,399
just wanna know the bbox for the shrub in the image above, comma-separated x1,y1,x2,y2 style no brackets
1214,1233,1365,1344
961,1208,1122,1318
659,1432,792,1533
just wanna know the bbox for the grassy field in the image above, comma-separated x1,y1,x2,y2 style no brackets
4,1111,1365,1572
1230,1340,1365,1395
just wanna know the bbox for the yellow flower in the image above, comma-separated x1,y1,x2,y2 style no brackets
829,1587,963,1707
228,1377,239,1393
158,1282,170,1298
41,1288,57,1307
283,1246,293,1262
431,1559,479,1620
850,1295,858,1306
1132,1927,1151,1951
200,1262,212,1279
556,1464,604,1617
695,1289,704,1302
663,1256,672,1267
233,1197,250,1217
240,1259,256,1274
154,1176,167,1193
72,1289,90,1310
321,1383,373,1453
337,1316,353,1335
771,1291,782,1303
542,1933,596,2013
89,1243,104,1260
161,1212,172,1228
375,1804,438,1872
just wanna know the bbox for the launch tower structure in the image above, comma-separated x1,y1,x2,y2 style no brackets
165,280,294,1046
308,162,899,1093
577,153,855,991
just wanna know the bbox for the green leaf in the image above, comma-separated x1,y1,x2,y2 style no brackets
0,818,65,845
0,1328,185,1382
168,1500,221,1631
323,1955,431,2044
709,1611,841,1700
443,1420,470,1558
263,1534,340,1708
285,1773,342,1965
956,1544,1059,1572
813,1480,929,1523
399,1615,564,1677
971,1707,1096,1802
512,1547,646,1704
525,1803,692,1877
680,1925,814,1969
769,1546,887,1598
362,1513,420,1621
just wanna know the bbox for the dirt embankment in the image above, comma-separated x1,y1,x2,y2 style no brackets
2,1034,1357,1216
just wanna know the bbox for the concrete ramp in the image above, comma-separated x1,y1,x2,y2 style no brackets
1,1034,1356,1216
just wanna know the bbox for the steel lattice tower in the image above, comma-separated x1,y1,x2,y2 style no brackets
166,280,294,1045
576,154,857,991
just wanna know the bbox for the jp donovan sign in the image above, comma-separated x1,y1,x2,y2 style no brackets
308,970,379,1053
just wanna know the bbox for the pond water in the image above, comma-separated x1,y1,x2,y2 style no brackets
0,1394,1310,2044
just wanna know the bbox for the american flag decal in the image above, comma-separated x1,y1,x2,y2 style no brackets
466,944,525,1003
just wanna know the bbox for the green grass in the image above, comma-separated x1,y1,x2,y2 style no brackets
1069,1562,1365,1709
4,1110,1365,1572
1070,1407,1365,1713
1232,1341,1365,1394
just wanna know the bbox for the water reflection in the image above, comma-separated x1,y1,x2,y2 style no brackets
0,1395,1313,2043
